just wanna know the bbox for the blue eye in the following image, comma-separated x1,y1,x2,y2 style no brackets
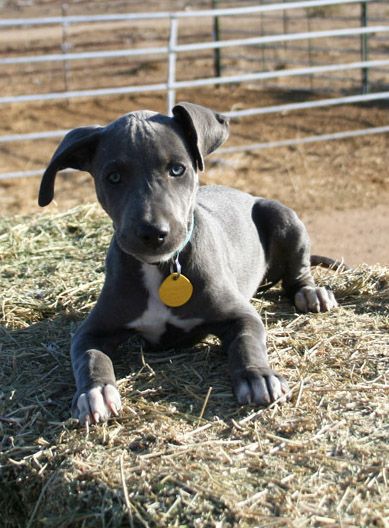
107,172,121,184
169,163,186,177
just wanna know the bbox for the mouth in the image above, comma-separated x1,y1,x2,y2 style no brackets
136,251,176,265
115,216,194,265
115,237,179,265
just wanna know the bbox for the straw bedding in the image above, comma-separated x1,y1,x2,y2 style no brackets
1,204,388,527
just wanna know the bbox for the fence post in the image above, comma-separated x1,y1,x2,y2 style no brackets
212,0,222,80
167,16,178,115
61,2,70,93
260,0,266,71
306,8,314,91
282,0,289,55
360,0,369,94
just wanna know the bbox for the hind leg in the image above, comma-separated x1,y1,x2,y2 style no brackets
279,213,337,313
253,199,337,313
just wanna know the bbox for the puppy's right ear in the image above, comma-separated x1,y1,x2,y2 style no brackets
38,125,103,207
172,102,229,172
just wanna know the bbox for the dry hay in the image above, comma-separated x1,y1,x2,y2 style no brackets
0,204,388,528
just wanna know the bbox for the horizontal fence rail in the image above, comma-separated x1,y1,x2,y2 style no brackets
0,0,388,181
1,25,388,66
218,125,389,154
0,0,373,27
1,59,388,106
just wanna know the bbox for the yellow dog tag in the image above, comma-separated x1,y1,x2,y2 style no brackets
159,273,193,307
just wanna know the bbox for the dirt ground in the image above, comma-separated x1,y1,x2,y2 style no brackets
0,0,388,266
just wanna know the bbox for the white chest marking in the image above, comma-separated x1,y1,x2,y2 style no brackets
126,263,203,344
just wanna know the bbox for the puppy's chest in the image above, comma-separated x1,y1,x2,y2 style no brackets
126,264,202,344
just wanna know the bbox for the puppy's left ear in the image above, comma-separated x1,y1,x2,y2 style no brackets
172,102,229,171
38,125,103,207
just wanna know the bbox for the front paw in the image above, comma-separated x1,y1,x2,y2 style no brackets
232,367,290,406
294,285,337,313
73,384,122,425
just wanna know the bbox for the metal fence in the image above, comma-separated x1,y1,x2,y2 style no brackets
0,0,388,180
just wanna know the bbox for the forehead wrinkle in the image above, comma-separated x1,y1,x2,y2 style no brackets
125,113,161,150
125,114,189,164
125,113,152,146
99,111,193,174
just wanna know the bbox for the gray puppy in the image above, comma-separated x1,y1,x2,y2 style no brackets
39,102,337,425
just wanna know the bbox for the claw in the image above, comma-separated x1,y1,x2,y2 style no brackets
109,402,119,416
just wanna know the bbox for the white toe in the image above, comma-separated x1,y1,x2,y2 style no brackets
103,385,122,415
88,387,110,422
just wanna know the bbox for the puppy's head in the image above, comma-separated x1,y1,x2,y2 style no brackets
39,102,229,264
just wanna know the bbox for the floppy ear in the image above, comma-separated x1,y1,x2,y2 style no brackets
172,102,229,171
38,125,103,207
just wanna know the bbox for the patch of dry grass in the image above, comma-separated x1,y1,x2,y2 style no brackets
1,205,388,527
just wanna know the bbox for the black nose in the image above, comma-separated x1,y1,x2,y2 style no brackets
136,223,169,248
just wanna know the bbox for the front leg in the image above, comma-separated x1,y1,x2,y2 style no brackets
71,325,131,425
217,306,290,406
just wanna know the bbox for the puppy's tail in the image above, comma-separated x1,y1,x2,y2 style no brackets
310,254,350,272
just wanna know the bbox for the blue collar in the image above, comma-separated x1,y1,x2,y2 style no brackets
176,215,194,256
169,215,194,274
